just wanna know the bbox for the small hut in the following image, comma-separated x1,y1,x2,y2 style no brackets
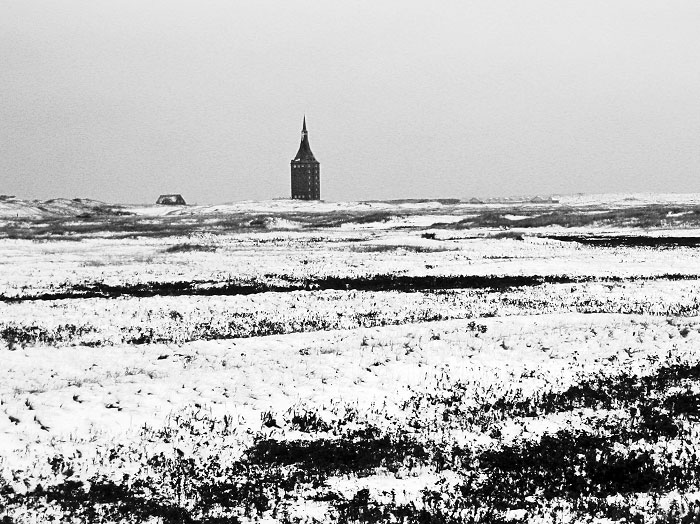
156,194,187,205
469,197,484,204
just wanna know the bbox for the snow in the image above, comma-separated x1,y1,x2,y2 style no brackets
3,193,700,522
0,312,694,468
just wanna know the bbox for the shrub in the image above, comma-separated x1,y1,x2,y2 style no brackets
163,243,217,253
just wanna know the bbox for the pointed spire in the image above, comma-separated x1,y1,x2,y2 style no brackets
293,115,316,162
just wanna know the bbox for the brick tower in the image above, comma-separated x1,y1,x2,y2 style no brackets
291,116,320,200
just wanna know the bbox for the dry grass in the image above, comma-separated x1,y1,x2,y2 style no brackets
3,204,700,242
437,205,700,230
346,243,456,253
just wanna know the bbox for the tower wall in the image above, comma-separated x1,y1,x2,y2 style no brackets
291,161,320,200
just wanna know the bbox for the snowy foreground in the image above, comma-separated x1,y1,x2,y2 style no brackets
3,195,700,523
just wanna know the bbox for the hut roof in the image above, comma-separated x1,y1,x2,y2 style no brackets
156,194,187,205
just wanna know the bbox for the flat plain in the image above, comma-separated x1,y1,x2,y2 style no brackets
3,193,700,523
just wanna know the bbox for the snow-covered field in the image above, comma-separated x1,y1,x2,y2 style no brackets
3,195,700,523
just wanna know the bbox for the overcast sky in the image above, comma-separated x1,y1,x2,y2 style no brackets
2,1,700,203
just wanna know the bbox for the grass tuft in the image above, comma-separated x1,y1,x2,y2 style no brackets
163,243,218,253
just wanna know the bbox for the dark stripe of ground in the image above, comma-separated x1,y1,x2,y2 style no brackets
546,235,700,248
1,273,698,302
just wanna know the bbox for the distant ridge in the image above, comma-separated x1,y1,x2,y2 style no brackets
3,193,700,220
0,196,130,219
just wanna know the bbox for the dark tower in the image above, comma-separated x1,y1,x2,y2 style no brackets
291,116,320,200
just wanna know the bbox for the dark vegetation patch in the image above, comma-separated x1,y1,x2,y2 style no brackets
3,273,699,302
247,430,427,475
478,431,669,501
466,418,700,513
288,410,332,433
162,243,218,253
14,480,198,524
487,231,524,241
0,324,99,348
545,235,700,248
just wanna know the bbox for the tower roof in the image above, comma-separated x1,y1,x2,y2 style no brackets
293,116,318,162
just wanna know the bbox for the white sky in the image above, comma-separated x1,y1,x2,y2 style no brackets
2,1,700,203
